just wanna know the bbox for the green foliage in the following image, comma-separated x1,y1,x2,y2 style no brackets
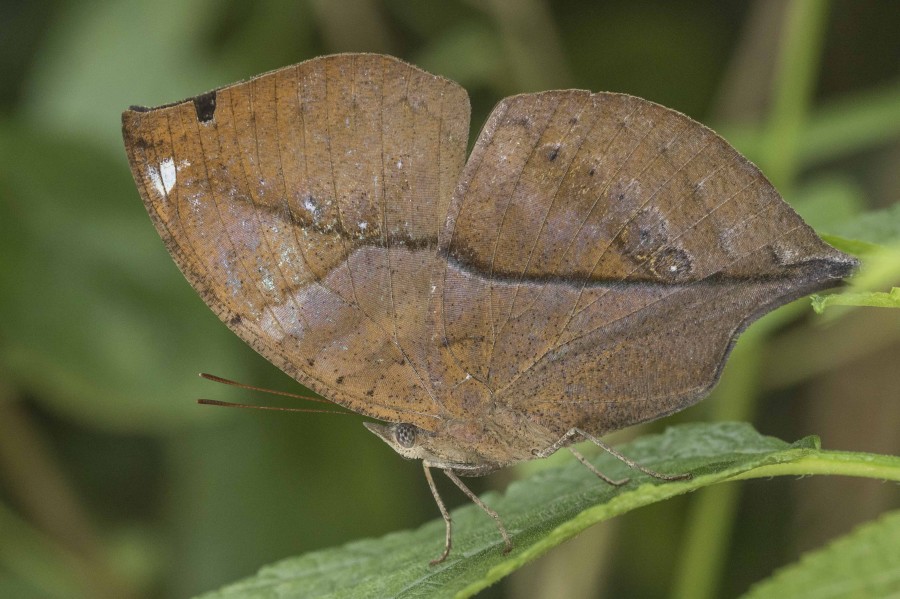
811,287,900,313
831,202,900,248
742,509,900,599
195,424,900,599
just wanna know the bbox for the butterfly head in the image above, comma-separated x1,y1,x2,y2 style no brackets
363,421,506,473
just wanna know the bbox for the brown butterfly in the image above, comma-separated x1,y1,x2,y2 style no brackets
122,53,856,563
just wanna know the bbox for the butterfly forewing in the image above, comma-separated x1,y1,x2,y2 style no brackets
122,54,470,428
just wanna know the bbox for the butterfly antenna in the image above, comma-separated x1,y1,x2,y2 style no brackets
199,372,332,405
197,399,351,415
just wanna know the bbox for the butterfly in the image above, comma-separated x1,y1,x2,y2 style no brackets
122,53,856,563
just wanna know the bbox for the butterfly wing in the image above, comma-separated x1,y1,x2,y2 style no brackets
122,54,470,428
439,91,856,437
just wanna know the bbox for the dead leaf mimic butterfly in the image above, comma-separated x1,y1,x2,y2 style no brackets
122,53,856,563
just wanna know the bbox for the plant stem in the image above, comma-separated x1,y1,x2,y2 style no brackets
731,451,900,483
760,0,831,194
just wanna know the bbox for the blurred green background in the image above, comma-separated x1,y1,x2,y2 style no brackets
1,0,898,597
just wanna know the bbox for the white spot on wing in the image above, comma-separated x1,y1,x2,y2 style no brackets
160,158,176,194
304,197,318,218
148,166,163,196
148,158,177,197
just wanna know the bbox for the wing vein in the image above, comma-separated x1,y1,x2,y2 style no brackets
439,103,514,389
241,82,314,332
485,93,596,383
483,95,568,383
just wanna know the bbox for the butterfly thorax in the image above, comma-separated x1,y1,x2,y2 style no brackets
364,406,559,475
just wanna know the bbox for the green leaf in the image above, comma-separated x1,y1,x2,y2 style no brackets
741,509,900,599
813,203,900,318
811,287,900,313
798,81,900,167
828,202,900,248
192,423,900,599
789,175,866,232
819,234,884,258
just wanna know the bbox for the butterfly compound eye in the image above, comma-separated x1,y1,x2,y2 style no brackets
394,423,417,448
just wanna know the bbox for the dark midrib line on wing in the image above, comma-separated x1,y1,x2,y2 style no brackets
207,183,852,291
447,254,847,289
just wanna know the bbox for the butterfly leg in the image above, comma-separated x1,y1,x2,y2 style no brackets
444,469,513,556
568,446,629,486
575,428,692,481
423,463,453,565
538,428,628,484
532,428,581,458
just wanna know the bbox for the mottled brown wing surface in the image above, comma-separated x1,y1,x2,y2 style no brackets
122,54,470,429
439,91,856,437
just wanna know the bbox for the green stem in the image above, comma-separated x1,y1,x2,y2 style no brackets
731,451,900,482
760,0,831,193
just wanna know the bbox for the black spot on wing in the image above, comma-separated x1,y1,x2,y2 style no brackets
193,91,217,123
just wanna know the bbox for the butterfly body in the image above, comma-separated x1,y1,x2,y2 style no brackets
365,403,560,474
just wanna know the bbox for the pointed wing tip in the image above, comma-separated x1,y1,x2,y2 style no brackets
819,244,860,280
